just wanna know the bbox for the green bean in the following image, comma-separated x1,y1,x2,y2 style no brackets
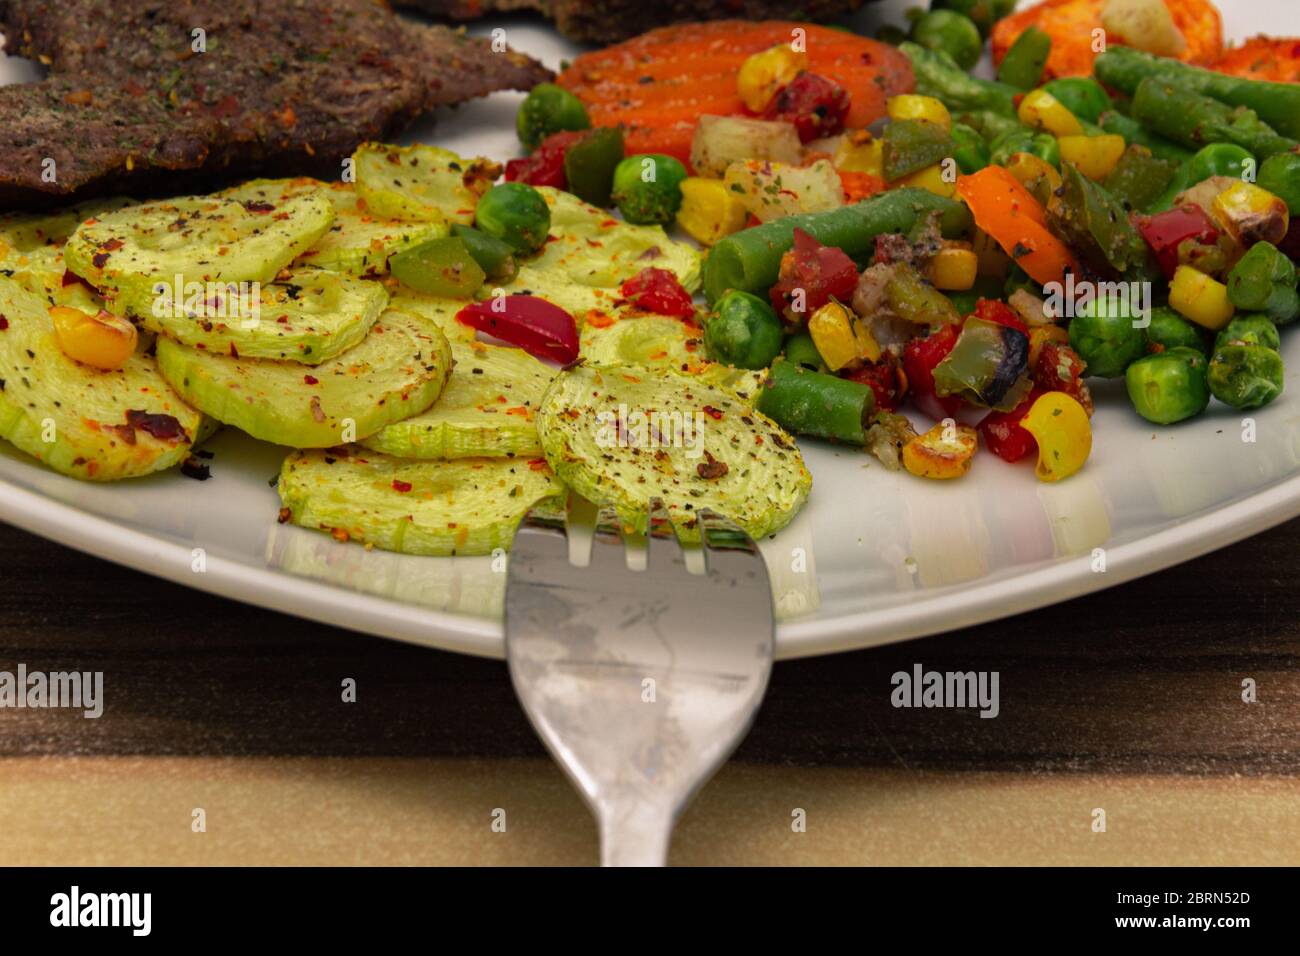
701,188,972,304
950,122,990,174
901,41,1018,117
989,128,1059,168
1097,110,1192,164
756,359,875,445
1130,78,1297,160
997,26,1051,91
1094,46,1300,140
783,332,826,372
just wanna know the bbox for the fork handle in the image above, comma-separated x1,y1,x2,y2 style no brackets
598,804,675,867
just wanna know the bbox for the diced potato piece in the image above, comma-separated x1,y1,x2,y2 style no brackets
887,95,951,130
927,248,978,290
1169,265,1235,330
1058,134,1126,180
1018,90,1083,137
1212,182,1290,247
691,115,803,178
902,421,978,480
1101,0,1187,58
675,177,748,246
723,158,845,222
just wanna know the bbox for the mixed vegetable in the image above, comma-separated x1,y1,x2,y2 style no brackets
1,2,1298,561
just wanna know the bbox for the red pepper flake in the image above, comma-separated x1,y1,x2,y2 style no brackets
527,458,549,471
0,316,8,331
702,405,724,420
125,409,189,442
277,507,292,524
242,200,276,214
391,479,413,493
304,374,319,385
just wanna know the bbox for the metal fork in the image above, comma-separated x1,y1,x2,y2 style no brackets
504,497,775,867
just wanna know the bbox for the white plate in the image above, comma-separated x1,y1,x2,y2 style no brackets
2,2,1296,660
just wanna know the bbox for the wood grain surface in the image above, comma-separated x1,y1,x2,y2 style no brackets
2,518,1297,770
1,517,1297,865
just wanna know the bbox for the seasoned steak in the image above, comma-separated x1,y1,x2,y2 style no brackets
401,0,869,43
0,0,550,208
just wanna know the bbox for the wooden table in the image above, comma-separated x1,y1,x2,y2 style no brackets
2,517,1297,866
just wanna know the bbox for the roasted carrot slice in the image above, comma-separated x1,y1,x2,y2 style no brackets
991,0,1223,80
957,167,1079,287
1214,37,1300,83
556,20,913,169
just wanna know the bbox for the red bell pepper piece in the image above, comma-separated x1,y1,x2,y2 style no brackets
504,130,587,189
762,72,850,143
456,295,579,365
769,228,859,325
1137,205,1220,280
902,323,964,420
977,388,1043,463
972,297,1028,335
842,355,905,412
620,267,695,318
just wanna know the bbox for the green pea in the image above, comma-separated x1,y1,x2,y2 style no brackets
911,10,983,72
1069,297,1146,378
1126,347,1210,424
1145,306,1208,355
950,122,991,174
1226,241,1300,325
1258,152,1300,215
1185,143,1255,188
1214,314,1281,353
932,0,1017,38
611,154,688,225
516,83,590,152
1208,344,1285,410
1042,78,1113,124
474,182,551,256
704,290,784,370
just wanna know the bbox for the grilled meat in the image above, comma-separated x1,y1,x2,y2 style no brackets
0,0,550,207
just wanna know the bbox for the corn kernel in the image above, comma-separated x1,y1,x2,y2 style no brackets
50,306,138,370
927,248,978,290
902,421,978,480
1018,90,1083,137
1168,265,1235,330
887,94,951,130
1020,391,1091,482
852,317,882,363
836,134,884,177
894,162,957,198
808,300,860,371
972,228,1011,278
675,177,748,246
1212,181,1290,247
736,44,808,113
1005,151,1063,192
1058,134,1126,180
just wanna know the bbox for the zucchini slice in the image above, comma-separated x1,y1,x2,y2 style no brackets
0,276,203,481
353,143,499,225
361,338,554,459
1,244,104,313
155,308,451,448
536,363,810,540
222,178,447,276
63,192,335,318
580,315,766,401
383,287,478,344
142,267,389,365
277,448,564,556
503,187,701,321
0,198,135,253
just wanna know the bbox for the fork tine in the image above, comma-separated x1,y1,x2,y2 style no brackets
509,498,570,568
589,505,626,568
645,497,686,574
698,508,771,590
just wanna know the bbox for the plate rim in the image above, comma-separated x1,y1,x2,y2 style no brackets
4,468,1298,660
